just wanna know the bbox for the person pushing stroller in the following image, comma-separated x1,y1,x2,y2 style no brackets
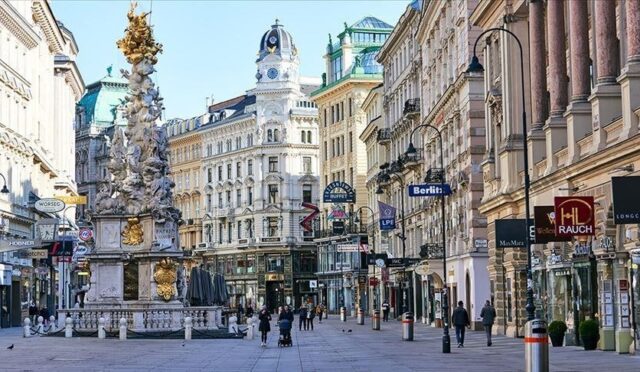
278,305,294,347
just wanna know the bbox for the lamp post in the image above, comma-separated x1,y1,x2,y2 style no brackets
467,27,535,322
0,172,9,194
354,206,376,311
377,173,408,315
406,123,449,353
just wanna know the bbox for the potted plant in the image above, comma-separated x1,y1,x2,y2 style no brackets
579,319,600,350
548,320,567,347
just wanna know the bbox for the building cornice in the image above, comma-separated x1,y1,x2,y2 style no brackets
0,1,39,49
31,0,65,54
55,57,84,100
378,5,418,63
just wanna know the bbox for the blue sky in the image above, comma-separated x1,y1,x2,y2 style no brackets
51,0,408,119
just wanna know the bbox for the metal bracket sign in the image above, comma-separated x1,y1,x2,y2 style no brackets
323,181,356,203
387,257,420,267
0,239,43,253
408,184,452,197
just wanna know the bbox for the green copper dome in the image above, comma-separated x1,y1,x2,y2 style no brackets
77,70,128,126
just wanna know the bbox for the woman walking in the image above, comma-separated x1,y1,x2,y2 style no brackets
258,306,272,347
307,305,316,330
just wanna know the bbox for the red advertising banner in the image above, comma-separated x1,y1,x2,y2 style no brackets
554,196,595,237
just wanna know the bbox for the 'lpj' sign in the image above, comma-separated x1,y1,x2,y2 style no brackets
408,184,452,197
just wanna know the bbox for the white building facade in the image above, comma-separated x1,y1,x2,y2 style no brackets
200,21,321,312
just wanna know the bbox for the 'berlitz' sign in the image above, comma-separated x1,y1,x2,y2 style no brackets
408,184,452,197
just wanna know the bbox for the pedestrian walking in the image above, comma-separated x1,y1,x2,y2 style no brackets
480,300,496,346
382,300,390,322
258,306,272,347
246,304,254,319
237,303,244,322
279,305,294,322
317,303,325,322
298,305,308,331
451,301,470,348
307,305,315,330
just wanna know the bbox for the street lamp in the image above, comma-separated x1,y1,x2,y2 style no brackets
467,27,535,322
406,123,449,353
0,172,9,194
354,206,376,312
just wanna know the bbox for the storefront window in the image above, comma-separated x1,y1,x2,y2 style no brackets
300,254,316,273
573,261,596,330
225,257,233,275
548,270,572,325
266,255,284,273
236,256,245,275
246,255,255,274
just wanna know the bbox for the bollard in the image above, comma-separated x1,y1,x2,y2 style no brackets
36,316,44,335
357,309,364,325
23,318,31,338
49,316,57,333
65,317,73,338
98,317,106,339
525,319,549,372
184,317,192,340
372,310,381,330
245,318,254,340
340,307,346,322
119,317,127,340
402,312,414,341
228,316,238,334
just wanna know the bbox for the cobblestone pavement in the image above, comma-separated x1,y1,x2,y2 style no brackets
0,316,638,371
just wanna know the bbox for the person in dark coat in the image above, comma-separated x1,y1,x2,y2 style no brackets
298,305,308,331
246,304,254,319
451,301,470,347
258,306,272,347
279,305,294,322
382,300,390,322
480,300,496,346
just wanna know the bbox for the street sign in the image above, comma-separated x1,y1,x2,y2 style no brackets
408,184,452,197
54,195,87,205
34,198,65,213
309,280,317,288
16,249,48,259
337,244,359,252
79,228,94,242
0,239,43,253
387,257,420,267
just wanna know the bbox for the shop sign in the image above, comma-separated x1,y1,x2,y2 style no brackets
407,184,452,197
15,249,48,259
612,176,640,224
554,268,571,276
378,201,396,230
619,279,629,291
548,252,564,265
554,196,595,237
473,239,488,250
534,206,571,244
0,239,43,253
332,220,345,235
336,244,359,252
34,198,65,213
309,280,317,288
367,253,388,266
495,219,534,248
323,181,356,203
54,195,87,205
387,257,420,267
598,236,614,251
357,276,366,285
369,277,379,286
573,242,591,257
630,248,640,264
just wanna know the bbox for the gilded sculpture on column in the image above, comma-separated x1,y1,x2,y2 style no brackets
121,217,144,245
153,257,177,301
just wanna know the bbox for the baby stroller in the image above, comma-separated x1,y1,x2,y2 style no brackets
278,319,292,347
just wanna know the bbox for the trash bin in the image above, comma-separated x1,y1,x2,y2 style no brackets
402,312,414,341
340,307,346,322
357,309,364,325
372,310,380,330
525,319,549,372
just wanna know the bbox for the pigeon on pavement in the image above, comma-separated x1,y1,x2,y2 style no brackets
7,344,14,350
347,329,352,333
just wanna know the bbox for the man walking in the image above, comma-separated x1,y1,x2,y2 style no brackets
381,299,390,322
451,301,470,348
480,300,496,346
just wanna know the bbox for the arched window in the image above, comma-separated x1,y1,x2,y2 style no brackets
273,129,280,142
267,129,273,142
301,131,306,143
306,130,312,144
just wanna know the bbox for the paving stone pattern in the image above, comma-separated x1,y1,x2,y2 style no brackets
0,316,638,371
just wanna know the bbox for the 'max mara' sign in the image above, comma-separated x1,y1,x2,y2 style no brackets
554,196,595,237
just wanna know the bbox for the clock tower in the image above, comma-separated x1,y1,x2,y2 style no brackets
255,19,300,89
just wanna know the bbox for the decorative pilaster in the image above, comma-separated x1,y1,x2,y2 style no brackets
544,0,568,174
618,0,640,140
564,0,592,164
590,0,622,151
527,0,546,172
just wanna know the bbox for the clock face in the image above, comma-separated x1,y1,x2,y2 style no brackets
268,36,278,44
38,225,56,241
375,258,386,268
267,68,279,80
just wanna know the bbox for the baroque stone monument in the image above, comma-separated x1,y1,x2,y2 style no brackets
85,1,182,309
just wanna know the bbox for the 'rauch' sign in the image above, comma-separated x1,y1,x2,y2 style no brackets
554,196,595,237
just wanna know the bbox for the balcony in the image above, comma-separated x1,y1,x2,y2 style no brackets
376,128,391,145
399,149,423,170
419,243,444,260
403,98,420,118
424,168,444,183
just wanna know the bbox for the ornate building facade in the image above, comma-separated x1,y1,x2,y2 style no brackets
472,0,640,352
413,0,489,328
200,21,321,312
311,17,393,314
0,0,84,326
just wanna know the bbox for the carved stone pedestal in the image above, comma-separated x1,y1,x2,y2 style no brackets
84,214,183,310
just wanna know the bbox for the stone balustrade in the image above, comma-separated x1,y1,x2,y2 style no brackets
60,306,223,332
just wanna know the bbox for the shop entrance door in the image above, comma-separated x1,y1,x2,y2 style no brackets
266,281,283,313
